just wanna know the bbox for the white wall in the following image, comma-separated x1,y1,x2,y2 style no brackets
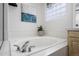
8,3,73,39
44,4,73,39
8,3,45,39
4,4,8,41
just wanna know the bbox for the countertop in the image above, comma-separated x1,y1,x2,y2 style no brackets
67,28,79,32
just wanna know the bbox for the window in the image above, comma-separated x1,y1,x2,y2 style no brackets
76,3,79,14
45,3,66,21
75,3,79,27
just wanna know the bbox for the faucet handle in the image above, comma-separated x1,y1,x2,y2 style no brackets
28,46,35,52
14,45,20,51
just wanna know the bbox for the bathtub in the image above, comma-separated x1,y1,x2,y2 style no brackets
0,40,10,56
9,36,67,56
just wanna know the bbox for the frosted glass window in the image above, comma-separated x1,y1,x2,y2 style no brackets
45,3,66,21
76,14,79,24
75,3,79,27
76,3,79,14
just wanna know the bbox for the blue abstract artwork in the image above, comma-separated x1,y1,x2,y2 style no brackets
21,12,36,23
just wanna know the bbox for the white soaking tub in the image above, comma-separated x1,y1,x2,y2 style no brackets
9,36,67,56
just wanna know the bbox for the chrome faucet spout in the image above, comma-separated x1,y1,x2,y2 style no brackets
21,41,29,48
21,41,29,52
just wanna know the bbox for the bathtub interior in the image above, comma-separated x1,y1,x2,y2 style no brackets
0,40,10,56
9,36,67,56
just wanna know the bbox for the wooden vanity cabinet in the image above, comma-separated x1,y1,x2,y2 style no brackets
68,30,79,56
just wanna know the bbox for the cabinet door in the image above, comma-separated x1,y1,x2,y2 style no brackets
69,37,79,56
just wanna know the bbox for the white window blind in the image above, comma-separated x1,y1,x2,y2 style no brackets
45,3,66,21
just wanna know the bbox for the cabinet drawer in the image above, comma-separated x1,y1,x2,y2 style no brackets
68,31,79,37
70,37,79,41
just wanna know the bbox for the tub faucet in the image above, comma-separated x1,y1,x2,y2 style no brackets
14,41,29,52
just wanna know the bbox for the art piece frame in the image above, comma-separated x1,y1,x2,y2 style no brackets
21,12,36,23
21,4,37,23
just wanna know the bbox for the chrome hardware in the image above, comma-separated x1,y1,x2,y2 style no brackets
28,46,35,52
